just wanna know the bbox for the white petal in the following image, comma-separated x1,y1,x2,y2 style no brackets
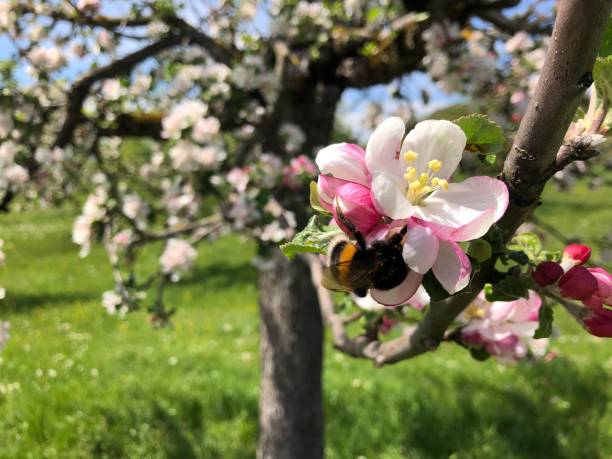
370,172,416,220
370,271,423,307
365,117,406,180
316,143,369,186
402,225,439,274
432,240,471,294
414,176,509,238
400,120,466,179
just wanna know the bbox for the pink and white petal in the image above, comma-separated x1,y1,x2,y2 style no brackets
432,240,472,294
365,117,406,181
317,175,345,209
414,176,509,238
402,225,439,274
316,143,369,186
406,285,431,310
370,271,423,307
507,291,541,322
400,120,466,180
370,172,416,219
488,301,517,323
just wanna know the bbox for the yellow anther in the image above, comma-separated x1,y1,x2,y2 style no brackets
428,159,442,172
419,173,429,186
431,177,440,187
438,178,449,191
403,167,416,181
404,150,418,162
409,180,423,193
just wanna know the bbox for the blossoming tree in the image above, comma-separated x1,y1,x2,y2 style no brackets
0,0,611,458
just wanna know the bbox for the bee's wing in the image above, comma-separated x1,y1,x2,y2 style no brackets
321,263,353,293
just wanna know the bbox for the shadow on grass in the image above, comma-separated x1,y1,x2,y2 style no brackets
327,357,608,458
182,261,258,291
89,388,258,458
0,290,102,314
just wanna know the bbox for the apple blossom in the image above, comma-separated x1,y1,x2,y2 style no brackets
582,309,612,338
366,117,508,293
162,100,208,139
159,239,197,276
77,0,100,12
101,290,128,316
27,46,66,71
460,290,548,363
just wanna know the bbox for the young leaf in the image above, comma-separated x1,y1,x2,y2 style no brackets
534,303,554,339
309,181,332,215
484,276,529,302
280,215,341,260
468,239,493,263
454,114,505,154
598,16,612,57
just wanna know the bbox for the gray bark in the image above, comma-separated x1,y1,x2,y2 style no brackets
257,250,324,459
256,84,343,459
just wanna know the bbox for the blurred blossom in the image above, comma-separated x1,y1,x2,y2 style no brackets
160,239,197,276
27,46,66,71
101,290,128,317
0,114,13,138
77,0,100,12
162,100,208,139
460,291,548,363
101,79,121,101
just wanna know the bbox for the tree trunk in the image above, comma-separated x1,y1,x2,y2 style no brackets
257,250,324,459
256,83,343,459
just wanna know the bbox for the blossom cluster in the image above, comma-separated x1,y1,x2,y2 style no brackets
533,244,612,337
459,291,548,363
316,117,508,305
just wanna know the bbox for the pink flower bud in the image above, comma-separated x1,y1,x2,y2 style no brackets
562,243,591,268
558,266,598,300
582,267,612,310
582,309,612,338
532,261,563,286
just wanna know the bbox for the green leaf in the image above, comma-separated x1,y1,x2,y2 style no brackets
468,239,493,263
484,276,529,302
422,272,451,302
508,232,542,262
593,55,612,104
483,225,505,253
280,215,341,260
599,15,612,57
309,181,331,215
454,114,505,154
477,153,497,166
534,303,554,339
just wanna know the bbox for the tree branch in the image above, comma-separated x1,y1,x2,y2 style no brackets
54,34,184,148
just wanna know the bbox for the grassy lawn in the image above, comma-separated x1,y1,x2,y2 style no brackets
0,181,611,459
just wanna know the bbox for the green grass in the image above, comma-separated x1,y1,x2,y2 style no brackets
0,180,611,459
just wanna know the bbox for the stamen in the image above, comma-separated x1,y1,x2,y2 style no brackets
419,173,429,186
404,150,418,162
403,167,416,181
438,178,449,191
428,159,442,172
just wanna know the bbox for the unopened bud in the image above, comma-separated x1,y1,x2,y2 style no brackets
562,243,591,269
532,261,563,286
558,266,598,300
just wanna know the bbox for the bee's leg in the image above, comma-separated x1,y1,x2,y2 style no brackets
354,288,367,297
399,224,408,236
333,199,367,250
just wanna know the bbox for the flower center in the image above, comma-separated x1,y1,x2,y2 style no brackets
465,303,486,319
402,150,448,205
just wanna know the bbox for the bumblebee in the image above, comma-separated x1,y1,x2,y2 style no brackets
323,210,408,297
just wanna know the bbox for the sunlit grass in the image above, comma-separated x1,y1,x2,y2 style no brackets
0,179,610,458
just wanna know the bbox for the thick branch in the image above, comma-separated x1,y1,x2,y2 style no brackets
54,34,184,148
